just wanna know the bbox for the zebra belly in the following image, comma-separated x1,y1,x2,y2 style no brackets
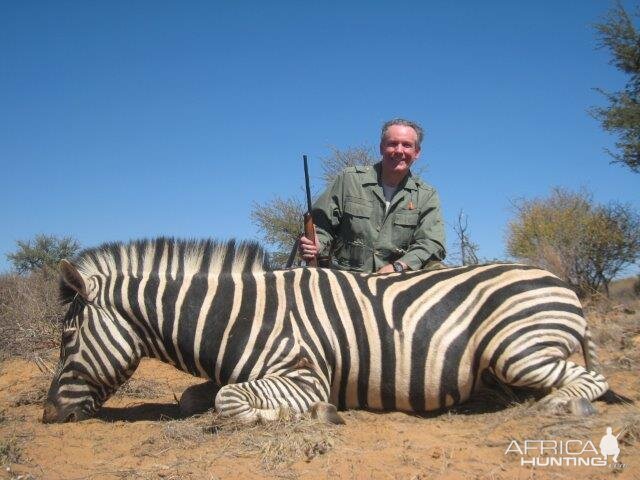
332,339,478,413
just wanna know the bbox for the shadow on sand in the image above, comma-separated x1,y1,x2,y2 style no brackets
94,378,545,423
98,402,184,422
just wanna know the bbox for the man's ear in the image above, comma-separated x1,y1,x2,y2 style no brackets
59,259,88,300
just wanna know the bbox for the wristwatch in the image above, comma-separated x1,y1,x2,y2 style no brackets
392,261,405,273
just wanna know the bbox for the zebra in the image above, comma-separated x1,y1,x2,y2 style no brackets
43,237,614,424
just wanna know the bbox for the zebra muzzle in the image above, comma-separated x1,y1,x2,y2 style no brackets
42,400,86,423
42,400,61,424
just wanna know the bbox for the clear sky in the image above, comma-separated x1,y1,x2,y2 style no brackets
1,1,638,273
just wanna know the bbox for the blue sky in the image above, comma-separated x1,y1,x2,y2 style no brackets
1,1,638,273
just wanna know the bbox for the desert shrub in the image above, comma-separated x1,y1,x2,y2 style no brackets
251,195,305,268
606,276,640,301
0,268,63,359
506,188,640,297
6,234,80,274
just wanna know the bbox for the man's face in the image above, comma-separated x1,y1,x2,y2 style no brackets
380,125,421,177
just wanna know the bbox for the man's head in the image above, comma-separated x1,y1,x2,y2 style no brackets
379,118,423,184
380,118,424,150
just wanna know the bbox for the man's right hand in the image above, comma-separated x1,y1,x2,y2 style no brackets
298,235,320,263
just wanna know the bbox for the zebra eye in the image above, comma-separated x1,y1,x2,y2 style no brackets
62,329,77,344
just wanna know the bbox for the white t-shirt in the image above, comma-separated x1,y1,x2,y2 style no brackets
382,182,398,213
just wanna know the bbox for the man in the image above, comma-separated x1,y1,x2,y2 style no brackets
299,118,446,273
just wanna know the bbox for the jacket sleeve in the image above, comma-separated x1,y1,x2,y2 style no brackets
399,188,446,270
311,174,344,257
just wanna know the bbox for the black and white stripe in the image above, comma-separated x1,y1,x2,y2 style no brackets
44,238,609,423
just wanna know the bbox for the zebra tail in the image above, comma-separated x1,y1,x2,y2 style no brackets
581,325,634,405
580,325,602,375
599,389,634,404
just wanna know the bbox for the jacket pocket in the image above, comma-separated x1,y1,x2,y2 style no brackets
392,212,419,248
343,197,372,240
344,196,372,216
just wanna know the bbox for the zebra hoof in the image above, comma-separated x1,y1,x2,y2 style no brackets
568,398,597,416
535,396,570,414
536,396,597,416
310,402,345,425
179,381,219,416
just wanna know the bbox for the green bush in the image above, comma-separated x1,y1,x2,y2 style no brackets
506,188,640,297
6,234,80,274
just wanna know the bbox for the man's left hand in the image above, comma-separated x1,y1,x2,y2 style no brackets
377,262,408,274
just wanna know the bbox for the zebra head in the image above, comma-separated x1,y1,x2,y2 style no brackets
43,260,141,423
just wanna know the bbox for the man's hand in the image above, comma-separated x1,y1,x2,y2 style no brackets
376,261,409,274
298,235,320,263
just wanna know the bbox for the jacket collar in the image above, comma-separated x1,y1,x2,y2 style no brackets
360,162,418,191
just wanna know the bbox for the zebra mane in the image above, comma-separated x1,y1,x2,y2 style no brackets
60,238,271,304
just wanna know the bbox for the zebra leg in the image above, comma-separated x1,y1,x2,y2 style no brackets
179,380,220,416
493,359,609,415
536,361,608,415
310,401,346,424
215,373,343,424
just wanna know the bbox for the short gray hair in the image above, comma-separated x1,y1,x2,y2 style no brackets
380,118,424,150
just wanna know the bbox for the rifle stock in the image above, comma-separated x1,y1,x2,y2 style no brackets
303,212,317,267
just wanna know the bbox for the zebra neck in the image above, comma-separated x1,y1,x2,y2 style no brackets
107,269,342,385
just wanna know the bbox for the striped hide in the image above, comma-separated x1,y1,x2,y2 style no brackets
43,238,610,423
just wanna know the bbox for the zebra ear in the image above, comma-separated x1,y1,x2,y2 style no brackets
59,259,88,300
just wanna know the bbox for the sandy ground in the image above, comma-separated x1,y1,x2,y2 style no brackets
1,346,638,480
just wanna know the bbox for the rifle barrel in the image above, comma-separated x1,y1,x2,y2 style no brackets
303,154,313,213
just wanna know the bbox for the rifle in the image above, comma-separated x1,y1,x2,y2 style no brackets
285,155,317,268
302,154,318,267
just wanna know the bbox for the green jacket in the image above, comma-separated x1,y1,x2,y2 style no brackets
313,162,446,272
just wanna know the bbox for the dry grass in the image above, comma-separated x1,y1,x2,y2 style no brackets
139,412,342,477
530,406,640,445
583,296,640,375
0,270,63,360
11,384,48,408
209,414,339,477
7,357,53,408
116,378,164,399
161,414,211,443
0,435,22,466
618,412,640,447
